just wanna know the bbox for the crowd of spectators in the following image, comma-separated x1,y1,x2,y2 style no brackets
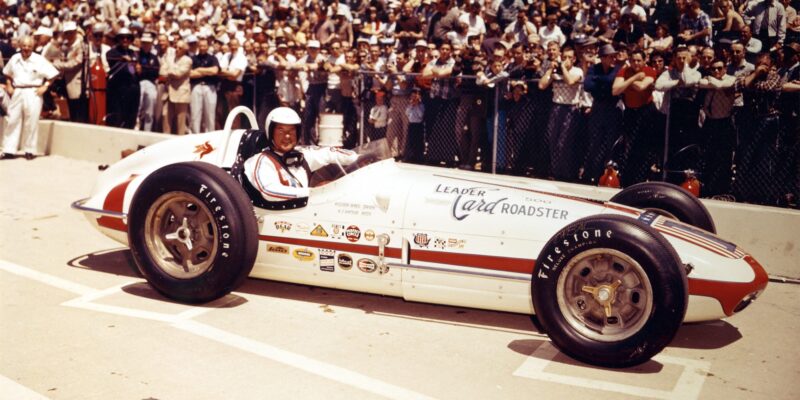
0,0,799,206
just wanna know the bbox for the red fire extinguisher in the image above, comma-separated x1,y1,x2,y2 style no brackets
681,169,701,197
599,162,621,188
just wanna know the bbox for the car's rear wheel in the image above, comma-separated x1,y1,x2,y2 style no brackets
532,215,687,368
128,162,259,303
610,181,716,233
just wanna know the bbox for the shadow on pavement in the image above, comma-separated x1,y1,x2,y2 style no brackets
67,248,139,278
507,339,666,373
670,320,742,349
67,248,538,334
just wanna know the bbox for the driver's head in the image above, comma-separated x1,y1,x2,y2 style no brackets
264,107,302,154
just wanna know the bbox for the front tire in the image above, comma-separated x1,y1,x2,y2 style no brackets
610,181,716,233
532,215,687,368
128,162,259,303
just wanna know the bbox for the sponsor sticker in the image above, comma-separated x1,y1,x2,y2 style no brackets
357,258,377,273
319,249,335,272
293,248,315,261
345,225,361,242
294,223,310,234
311,225,329,237
413,233,431,248
433,238,447,249
447,238,466,248
337,253,353,270
267,244,289,254
364,229,375,241
274,221,292,232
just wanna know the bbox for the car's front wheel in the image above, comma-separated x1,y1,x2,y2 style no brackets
532,215,687,368
128,162,259,303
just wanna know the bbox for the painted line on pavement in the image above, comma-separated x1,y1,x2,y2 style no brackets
0,260,94,296
0,374,50,400
513,342,710,400
1,259,437,400
174,319,436,400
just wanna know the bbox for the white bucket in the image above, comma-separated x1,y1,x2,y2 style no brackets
318,113,344,147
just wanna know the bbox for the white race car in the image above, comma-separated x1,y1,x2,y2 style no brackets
73,107,768,368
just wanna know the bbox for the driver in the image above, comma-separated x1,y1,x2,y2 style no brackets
244,107,358,202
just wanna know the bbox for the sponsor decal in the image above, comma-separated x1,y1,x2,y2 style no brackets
337,253,353,270
364,229,375,241
345,225,361,242
274,221,292,233
293,248,315,261
447,238,466,248
434,184,568,221
311,225,329,237
357,258,377,273
267,244,289,254
413,233,431,248
332,224,344,236
433,238,447,249
319,249,335,272
193,141,214,159
294,223,310,234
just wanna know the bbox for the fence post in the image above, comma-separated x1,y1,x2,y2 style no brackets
492,84,499,175
662,97,670,181
359,72,364,146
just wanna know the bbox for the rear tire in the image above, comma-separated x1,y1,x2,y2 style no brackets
128,162,259,303
610,181,716,233
532,214,687,368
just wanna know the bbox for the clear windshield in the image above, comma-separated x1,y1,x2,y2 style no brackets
309,139,393,187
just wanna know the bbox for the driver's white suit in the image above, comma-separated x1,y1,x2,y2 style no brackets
244,146,358,202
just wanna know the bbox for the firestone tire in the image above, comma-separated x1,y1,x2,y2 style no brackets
128,162,259,303
532,214,687,368
610,181,716,233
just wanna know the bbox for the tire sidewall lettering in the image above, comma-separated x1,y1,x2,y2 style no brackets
197,183,233,258
537,226,613,280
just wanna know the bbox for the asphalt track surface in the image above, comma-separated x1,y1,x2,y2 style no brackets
1,155,799,400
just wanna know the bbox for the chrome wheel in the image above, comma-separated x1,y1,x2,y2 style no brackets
556,248,653,342
144,192,218,279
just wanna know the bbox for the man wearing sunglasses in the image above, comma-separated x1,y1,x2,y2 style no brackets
697,59,736,197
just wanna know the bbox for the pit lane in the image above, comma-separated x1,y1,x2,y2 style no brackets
1,155,798,400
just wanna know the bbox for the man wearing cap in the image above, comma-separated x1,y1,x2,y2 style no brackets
106,27,140,128
53,21,87,123
582,44,622,184
2,36,59,160
136,32,160,132
189,37,220,133
298,40,327,144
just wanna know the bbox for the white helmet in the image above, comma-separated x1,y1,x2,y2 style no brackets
264,107,302,143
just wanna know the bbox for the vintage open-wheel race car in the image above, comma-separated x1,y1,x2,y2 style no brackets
73,107,768,368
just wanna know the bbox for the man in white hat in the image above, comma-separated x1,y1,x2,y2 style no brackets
2,36,59,160
53,21,87,122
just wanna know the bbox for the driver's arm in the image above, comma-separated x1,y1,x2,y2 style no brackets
244,154,310,200
303,147,360,172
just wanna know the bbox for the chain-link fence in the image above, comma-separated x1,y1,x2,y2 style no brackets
92,67,799,209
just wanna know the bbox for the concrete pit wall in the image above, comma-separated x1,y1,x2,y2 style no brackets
36,120,800,279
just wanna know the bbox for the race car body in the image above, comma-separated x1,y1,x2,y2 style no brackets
73,108,768,368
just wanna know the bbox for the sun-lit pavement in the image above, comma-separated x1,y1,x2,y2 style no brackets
1,155,799,400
